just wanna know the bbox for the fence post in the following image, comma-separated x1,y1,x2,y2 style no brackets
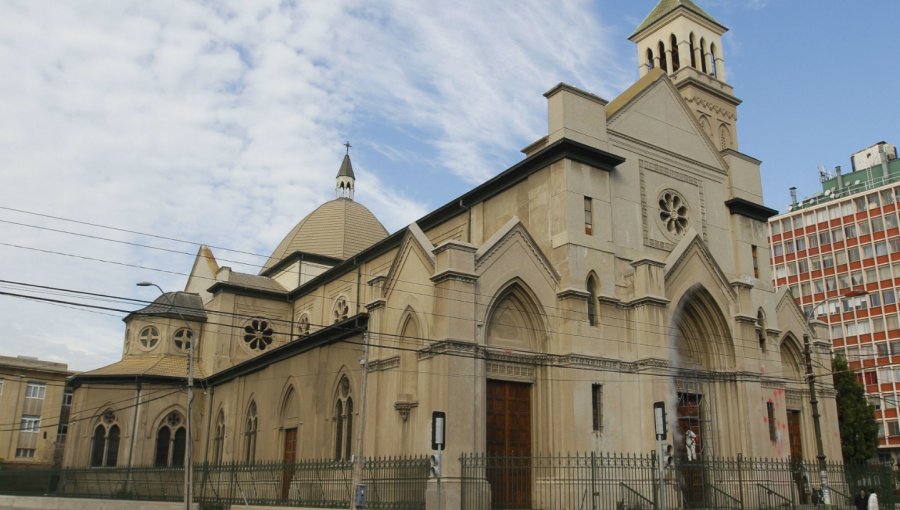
737,453,744,510
591,452,597,510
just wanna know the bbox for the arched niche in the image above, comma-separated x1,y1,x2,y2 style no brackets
671,285,736,370
485,281,548,354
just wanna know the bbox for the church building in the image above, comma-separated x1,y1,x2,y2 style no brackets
65,0,842,506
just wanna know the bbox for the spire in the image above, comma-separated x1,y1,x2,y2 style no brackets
630,0,725,40
336,141,355,200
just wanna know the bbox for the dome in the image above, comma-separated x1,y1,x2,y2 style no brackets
261,197,389,274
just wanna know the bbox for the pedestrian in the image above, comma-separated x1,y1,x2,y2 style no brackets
855,488,868,510
868,487,879,510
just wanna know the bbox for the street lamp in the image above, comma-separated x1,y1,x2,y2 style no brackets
137,281,194,510
804,287,868,506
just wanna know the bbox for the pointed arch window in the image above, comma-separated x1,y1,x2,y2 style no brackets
587,275,598,326
646,48,654,69
756,310,767,352
658,41,668,72
689,33,697,68
334,376,353,461
670,34,680,71
700,38,708,74
213,410,225,464
245,402,258,463
89,410,120,467
154,411,186,466
709,43,718,77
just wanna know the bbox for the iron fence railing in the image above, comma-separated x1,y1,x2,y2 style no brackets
459,452,899,510
0,455,428,509
1,452,897,510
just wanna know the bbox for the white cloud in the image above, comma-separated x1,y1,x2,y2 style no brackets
0,0,625,371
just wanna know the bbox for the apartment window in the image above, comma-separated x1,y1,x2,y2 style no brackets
24,383,45,400
855,197,868,212
767,402,777,441
851,271,864,287
878,423,887,438
819,230,831,245
873,217,885,232
784,240,795,254
859,220,871,236
883,289,896,306
832,227,845,242
869,193,881,209
845,224,857,239
886,395,899,409
886,213,898,230
890,237,900,253
20,416,41,433
883,189,896,205
830,324,843,339
15,449,35,458
848,246,861,263
829,205,841,220
864,370,878,386
773,243,784,257
822,254,834,269
842,201,855,216
807,234,818,249
825,276,837,291
811,257,822,271
835,250,847,266
866,267,878,284
771,222,782,235
592,384,603,432
887,314,900,331
878,342,890,357
795,237,807,251
869,395,883,410
874,317,886,333
892,340,900,355
63,393,73,407
889,421,900,437
798,259,809,274
752,245,760,278
876,241,889,257
584,197,593,235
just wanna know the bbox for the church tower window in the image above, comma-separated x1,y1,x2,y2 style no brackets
646,48,654,69
138,326,159,350
670,34,680,71
173,328,193,352
658,41,667,72
587,274,598,326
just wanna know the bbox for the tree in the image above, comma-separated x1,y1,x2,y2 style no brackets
832,355,879,463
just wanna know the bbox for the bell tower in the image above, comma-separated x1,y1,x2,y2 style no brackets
630,0,741,150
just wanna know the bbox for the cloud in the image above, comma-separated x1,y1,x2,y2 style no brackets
0,0,626,370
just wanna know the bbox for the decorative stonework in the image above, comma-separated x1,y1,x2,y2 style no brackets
394,400,418,421
298,314,310,336
486,361,536,381
333,296,349,323
639,159,707,250
368,356,400,372
243,318,274,351
658,189,689,237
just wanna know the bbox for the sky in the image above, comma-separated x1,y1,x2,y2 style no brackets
0,0,898,372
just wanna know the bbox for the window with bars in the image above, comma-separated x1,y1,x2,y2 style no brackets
592,384,603,432
584,197,593,235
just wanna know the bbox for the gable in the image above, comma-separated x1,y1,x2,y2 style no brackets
608,76,723,169
383,223,436,301
664,229,734,302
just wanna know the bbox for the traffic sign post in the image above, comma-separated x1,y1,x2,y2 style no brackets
431,411,446,510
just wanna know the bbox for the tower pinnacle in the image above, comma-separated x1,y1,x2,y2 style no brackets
336,142,356,200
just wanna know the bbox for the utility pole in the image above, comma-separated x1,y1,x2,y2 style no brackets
803,333,830,506
351,331,371,510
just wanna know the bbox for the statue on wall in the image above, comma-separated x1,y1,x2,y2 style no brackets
684,429,697,461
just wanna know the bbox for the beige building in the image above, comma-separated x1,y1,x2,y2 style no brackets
0,355,73,467
65,0,842,506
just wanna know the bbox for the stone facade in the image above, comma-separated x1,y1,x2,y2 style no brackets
64,1,843,508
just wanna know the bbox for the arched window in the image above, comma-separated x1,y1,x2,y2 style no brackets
700,38,708,74
756,309,767,352
646,48,654,69
709,43,718,77
334,376,353,461
670,34,680,72
213,410,225,464
587,275,598,326
89,410,120,467
689,33,697,68
244,401,258,463
719,124,732,150
154,411,186,466
658,41,667,72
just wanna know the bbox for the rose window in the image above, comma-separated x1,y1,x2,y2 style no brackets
243,318,274,351
333,297,349,323
138,326,160,350
102,410,117,425
299,315,311,336
659,191,689,236
173,328,193,351
166,412,183,427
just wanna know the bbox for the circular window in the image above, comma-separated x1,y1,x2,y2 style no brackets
166,412,183,427
333,297,349,323
658,190,689,237
173,328,193,352
298,314,311,336
138,326,160,350
243,318,274,351
102,410,117,425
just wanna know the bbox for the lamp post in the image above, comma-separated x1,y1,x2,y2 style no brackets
804,287,868,506
137,281,194,510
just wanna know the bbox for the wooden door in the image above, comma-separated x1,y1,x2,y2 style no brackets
787,410,809,503
486,380,532,509
281,428,298,499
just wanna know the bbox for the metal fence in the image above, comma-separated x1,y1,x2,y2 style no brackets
459,452,898,510
0,455,428,509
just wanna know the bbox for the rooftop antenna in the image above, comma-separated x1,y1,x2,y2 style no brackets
818,165,828,182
